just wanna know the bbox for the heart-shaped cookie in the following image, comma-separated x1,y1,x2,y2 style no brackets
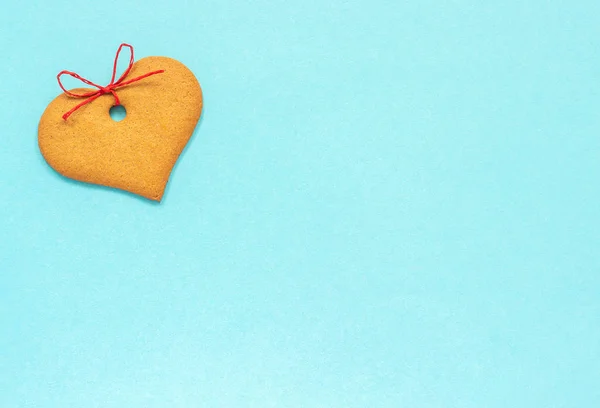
38,49,203,201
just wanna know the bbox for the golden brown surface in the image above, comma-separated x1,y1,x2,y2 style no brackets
38,56,203,201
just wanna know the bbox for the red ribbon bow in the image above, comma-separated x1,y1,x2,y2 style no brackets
57,43,165,121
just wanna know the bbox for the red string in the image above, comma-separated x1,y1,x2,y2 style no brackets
57,43,165,121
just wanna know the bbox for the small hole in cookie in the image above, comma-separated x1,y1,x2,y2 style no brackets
109,105,127,122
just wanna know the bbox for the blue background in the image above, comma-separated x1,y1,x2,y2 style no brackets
1,1,600,406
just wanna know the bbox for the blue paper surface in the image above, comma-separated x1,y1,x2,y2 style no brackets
1,1,600,406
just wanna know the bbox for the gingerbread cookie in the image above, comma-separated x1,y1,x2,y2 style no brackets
38,44,203,201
